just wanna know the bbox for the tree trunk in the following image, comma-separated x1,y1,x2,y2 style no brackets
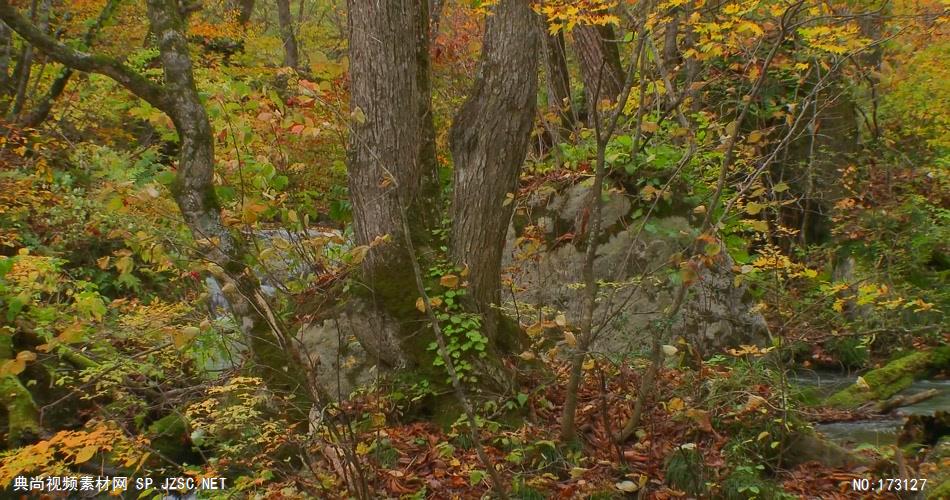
276,0,299,69
232,0,254,25
449,0,539,345
8,0,49,121
0,334,40,445
429,0,444,38
573,23,623,121
541,25,574,132
0,21,11,95
0,0,307,398
346,0,438,365
19,0,119,128
145,0,306,394
662,9,681,74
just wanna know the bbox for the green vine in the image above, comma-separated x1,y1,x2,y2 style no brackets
421,263,488,384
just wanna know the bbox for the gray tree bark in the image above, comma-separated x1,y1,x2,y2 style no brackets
232,0,255,25
19,0,120,128
429,0,444,37
0,21,11,95
276,0,299,68
7,0,48,120
573,23,623,120
541,25,574,132
346,0,439,365
450,0,539,345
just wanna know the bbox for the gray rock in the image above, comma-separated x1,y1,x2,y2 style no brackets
504,184,767,357
297,298,404,399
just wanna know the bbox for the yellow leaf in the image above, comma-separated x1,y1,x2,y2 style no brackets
16,351,36,362
350,245,370,265
96,256,111,270
526,321,544,337
74,445,98,464
0,359,25,376
439,274,460,289
563,331,577,347
350,106,367,125
57,322,85,344
745,202,765,215
172,326,200,349
554,313,567,327
667,397,685,412
415,297,427,313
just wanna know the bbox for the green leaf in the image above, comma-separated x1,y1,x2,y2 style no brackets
469,470,485,486
155,170,177,185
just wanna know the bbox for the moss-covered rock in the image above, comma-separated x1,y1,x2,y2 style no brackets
826,346,950,408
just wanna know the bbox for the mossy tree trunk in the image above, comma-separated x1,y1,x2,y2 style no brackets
345,0,441,368
0,334,40,445
449,0,539,347
0,0,307,397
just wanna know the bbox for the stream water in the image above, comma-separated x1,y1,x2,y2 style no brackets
791,370,949,447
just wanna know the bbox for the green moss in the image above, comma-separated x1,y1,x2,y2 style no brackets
0,376,41,445
827,346,949,408
147,414,198,464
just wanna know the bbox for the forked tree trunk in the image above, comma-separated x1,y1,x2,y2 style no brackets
346,0,439,366
450,0,539,345
276,0,299,69
573,23,623,120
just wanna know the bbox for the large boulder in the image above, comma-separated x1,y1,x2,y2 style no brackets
297,298,405,400
504,182,768,356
